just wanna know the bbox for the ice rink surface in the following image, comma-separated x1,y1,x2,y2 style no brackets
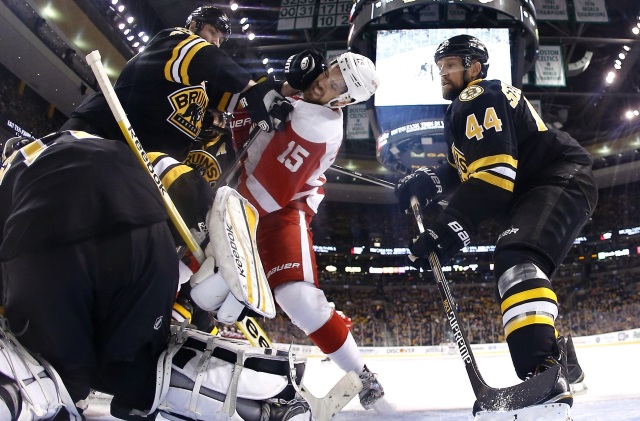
84,340,640,420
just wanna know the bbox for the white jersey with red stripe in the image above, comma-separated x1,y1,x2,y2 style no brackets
237,97,344,216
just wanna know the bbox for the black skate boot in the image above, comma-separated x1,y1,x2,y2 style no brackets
0,371,21,420
260,399,311,421
472,336,572,415
358,365,384,410
565,335,587,395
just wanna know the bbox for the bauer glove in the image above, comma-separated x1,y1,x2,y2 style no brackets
238,75,293,132
408,211,472,266
285,49,328,91
395,166,444,213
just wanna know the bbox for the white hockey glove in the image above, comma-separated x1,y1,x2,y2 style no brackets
189,254,246,325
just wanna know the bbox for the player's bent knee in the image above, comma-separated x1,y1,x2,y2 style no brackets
274,282,333,334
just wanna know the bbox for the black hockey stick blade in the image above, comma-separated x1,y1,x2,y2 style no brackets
473,365,562,412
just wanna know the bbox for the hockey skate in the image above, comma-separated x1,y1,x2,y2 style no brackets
565,335,588,395
261,399,311,421
358,365,384,410
473,337,572,419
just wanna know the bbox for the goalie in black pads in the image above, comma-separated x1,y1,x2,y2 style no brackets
0,132,312,420
395,35,597,415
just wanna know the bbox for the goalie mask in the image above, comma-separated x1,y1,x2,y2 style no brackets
325,52,380,108
434,35,489,79
186,6,231,43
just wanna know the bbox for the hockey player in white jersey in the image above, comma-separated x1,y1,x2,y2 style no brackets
235,50,385,410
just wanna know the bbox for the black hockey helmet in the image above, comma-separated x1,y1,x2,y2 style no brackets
434,35,489,78
185,6,231,42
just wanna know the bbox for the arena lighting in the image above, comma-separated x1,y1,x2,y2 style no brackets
111,0,118,4
248,33,255,41
262,58,268,65
240,17,248,24
142,35,149,42
118,23,125,30
633,27,639,35
597,249,630,260
325,265,337,272
117,4,124,12
126,16,134,24
230,2,239,11
267,68,274,74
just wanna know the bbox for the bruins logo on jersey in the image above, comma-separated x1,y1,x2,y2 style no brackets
184,149,222,186
167,84,209,138
451,145,469,181
459,85,484,102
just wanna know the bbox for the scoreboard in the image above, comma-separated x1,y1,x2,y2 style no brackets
278,0,352,31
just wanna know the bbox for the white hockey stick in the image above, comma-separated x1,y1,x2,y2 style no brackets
86,50,273,349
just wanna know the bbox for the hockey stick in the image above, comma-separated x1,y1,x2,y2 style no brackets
328,164,395,189
410,197,562,412
220,125,262,188
86,50,272,349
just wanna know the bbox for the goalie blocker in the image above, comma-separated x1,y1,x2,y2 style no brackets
0,319,311,421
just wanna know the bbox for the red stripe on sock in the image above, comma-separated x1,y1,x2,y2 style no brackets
308,311,349,354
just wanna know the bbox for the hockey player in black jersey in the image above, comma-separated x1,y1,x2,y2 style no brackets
61,5,295,161
395,35,598,415
0,132,313,420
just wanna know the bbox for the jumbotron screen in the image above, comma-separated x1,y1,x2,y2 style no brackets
374,28,512,107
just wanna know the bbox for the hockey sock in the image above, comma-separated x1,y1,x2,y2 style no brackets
309,312,364,373
498,264,559,379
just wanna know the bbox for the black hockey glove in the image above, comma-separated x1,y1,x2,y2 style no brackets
395,167,443,213
285,49,327,91
408,211,471,266
238,76,293,132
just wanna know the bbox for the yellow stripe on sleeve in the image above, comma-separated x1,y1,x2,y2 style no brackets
469,171,515,192
466,154,517,174
179,41,209,85
161,164,193,189
164,35,198,82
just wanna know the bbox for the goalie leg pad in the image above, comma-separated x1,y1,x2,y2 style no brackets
207,186,276,318
142,326,305,420
0,317,81,420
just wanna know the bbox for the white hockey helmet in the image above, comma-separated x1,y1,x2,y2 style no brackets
325,52,380,108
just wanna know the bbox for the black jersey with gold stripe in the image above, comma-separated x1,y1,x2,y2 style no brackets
68,27,251,161
0,131,167,260
148,151,215,248
443,79,593,230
